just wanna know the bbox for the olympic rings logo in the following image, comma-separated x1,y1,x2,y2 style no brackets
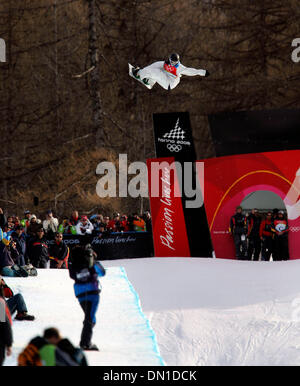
290,227,300,232
167,143,182,152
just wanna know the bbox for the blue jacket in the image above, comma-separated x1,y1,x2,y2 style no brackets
69,262,106,298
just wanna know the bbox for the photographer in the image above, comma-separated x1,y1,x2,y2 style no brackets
69,242,105,351
75,216,94,236
43,210,59,239
0,238,28,277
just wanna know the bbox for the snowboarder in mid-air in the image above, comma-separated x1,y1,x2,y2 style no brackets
129,52,210,90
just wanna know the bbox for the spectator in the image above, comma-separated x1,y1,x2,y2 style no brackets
247,209,262,261
67,211,79,235
27,228,49,268
272,210,289,261
76,216,94,236
0,276,35,321
18,328,80,366
127,215,135,231
11,225,27,266
43,327,87,366
272,208,279,222
91,215,104,233
229,206,248,259
143,211,152,233
120,215,130,232
13,216,21,228
107,213,122,232
4,216,15,234
69,211,79,227
26,215,43,238
103,216,110,229
49,233,69,269
0,208,7,231
58,217,70,234
260,212,274,261
0,239,28,277
20,210,31,231
97,222,109,238
133,214,146,232
0,281,13,366
43,210,59,239
69,242,105,350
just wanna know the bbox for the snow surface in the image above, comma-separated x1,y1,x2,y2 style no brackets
4,257,300,366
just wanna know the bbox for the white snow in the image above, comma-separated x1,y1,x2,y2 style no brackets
4,257,300,366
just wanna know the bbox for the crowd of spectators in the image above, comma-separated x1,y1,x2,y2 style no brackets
0,208,152,240
0,207,152,275
0,208,151,238
230,207,289,261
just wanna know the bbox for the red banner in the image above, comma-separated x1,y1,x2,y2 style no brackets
147,158,190,257
202,150,300,259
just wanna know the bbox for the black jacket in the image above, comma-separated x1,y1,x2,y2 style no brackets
27,237,49,265
230,213,247,235
49,241,68,262
11,232,27,264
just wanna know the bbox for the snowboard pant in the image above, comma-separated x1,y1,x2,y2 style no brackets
138,61,180,90
78,293,100,348
247,236,262,261
32,258,48,269
261,237,273,261
1,265,28,277
273,235,289,261
233,234,247,259
6,293,28,316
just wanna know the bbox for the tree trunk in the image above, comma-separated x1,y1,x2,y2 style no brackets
87,0,103,145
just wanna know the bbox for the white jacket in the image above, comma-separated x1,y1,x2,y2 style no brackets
138,61,207,90
43,217,59,233
75,220,94,235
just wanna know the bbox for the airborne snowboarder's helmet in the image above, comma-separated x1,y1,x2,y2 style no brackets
169,53,180,66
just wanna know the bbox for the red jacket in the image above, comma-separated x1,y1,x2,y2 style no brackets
259,219,273,238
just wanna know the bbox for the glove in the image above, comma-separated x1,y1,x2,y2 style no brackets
204,70,210,77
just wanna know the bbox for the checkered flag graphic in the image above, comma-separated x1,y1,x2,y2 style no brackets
163,118,185,140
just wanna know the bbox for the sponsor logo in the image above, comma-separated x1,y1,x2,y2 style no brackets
157,118,191,154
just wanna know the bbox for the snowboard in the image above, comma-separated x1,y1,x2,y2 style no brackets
128,63,154,89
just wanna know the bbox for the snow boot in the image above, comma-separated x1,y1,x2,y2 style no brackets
132,67,140,79
142,78,150,86
15,312,35,321
81,344,99,351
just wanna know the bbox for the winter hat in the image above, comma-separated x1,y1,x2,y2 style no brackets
81,215,88,221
